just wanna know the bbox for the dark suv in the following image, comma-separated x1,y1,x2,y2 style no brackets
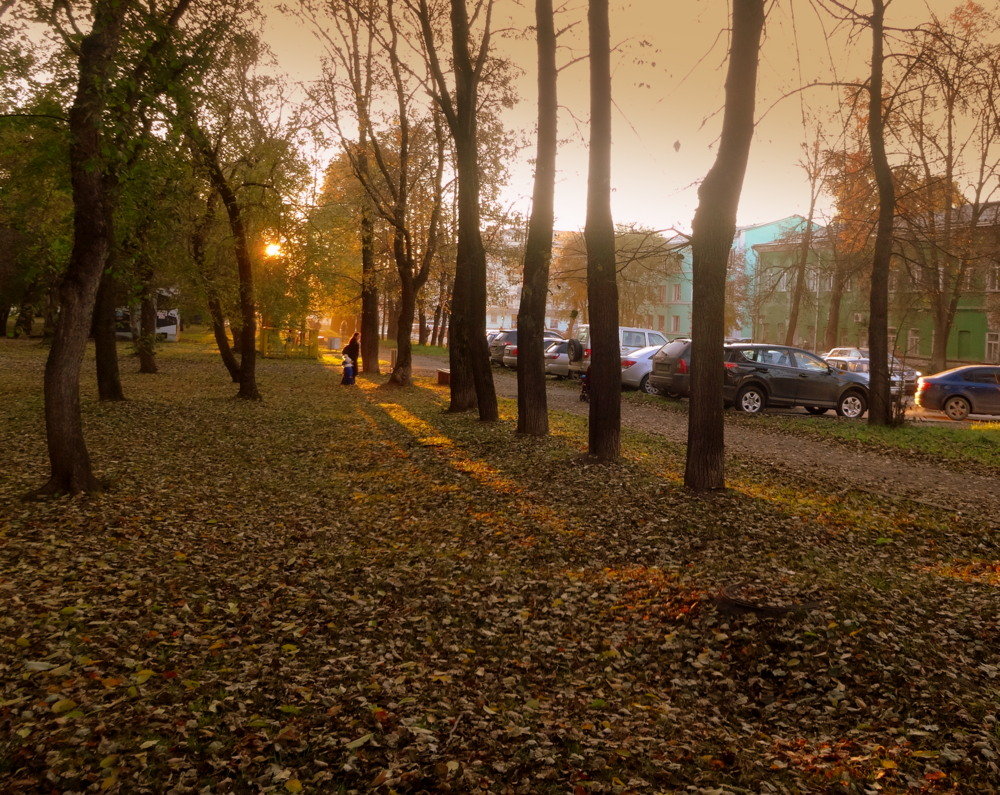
650,342,870,417
488,329,564,366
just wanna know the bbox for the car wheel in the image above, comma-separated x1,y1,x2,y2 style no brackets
836,390,867,419
804,406,828,415
943,395,970,421
639,374,659,395
735,385,766,414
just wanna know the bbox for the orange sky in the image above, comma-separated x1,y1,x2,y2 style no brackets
261,0,974,232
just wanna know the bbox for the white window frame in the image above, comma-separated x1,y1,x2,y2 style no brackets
987,331,1000,364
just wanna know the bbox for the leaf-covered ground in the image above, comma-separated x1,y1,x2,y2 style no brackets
1,338,998,793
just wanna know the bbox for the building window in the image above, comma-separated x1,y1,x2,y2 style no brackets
987,331,1000,363
987,263,1000,292
658,285,666,302
907,328,920,356
672,283,682,301
657,315,665,331
671,315,680,333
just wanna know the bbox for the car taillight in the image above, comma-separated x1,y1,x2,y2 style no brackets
584,348,592,359
508,346,518,355
621,359,637,368
916,377,928,391
676,358,688,374
724,361,737,370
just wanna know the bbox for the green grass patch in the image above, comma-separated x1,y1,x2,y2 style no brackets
624,389,1000,471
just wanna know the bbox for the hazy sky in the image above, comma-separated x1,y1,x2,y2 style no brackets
261,0,966,232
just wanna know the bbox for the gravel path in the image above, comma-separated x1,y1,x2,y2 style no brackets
408,354,999,525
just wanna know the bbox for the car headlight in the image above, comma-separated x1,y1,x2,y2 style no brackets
914,371,922,377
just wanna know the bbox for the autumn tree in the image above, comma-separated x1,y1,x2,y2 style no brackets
312,0,447,387
549,228,681,326
412,0,500,419
685,0,765,491
584,0,619,460
30,0,196,495
300,0,382,374
515,0,557,436
891,2,1000,372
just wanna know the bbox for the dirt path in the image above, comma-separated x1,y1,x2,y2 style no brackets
408,354,999,524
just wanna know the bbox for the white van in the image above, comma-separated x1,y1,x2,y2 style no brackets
567,325,668,375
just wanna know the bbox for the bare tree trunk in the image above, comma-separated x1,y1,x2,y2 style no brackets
685,0,765,491
187,121,260,400
516,0,557,437
207,293,241,382
824,266,847,351
417,300,430,345
443,0,497,420
0,303,9,337
93,268,125,400
784,198,816,347
359,209,380,374
866,0,895,426
394,277,416,384
585,0,619,460
38,1,126,495
431,302,442,347
137,288,158,373
42,288,58,338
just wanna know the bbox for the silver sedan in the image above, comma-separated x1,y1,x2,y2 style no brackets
544,340,570,377
620,345,664,393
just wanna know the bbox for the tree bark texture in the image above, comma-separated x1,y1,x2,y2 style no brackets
93,267,125,400
516,0,557,437
444,0,497,420
684,0,765,491
784,197,816,348
824,266,847,351
207,293,241,382
585,0,620,460
137,275,158,373
189,124,261,400
359,208,380,374
866,0,895,426
39,0,126,494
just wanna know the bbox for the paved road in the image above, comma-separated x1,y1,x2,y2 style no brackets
406,352,999,524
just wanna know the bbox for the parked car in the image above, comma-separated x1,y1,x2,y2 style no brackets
648,338,693,397
915,365,1000,420
567,325,669,376
824,356,916,396
620,345,665,394
652,342,870,417
822,346,867,360
499,332,565,369
821,347,921,391
544,340,570,378
488,328,564,365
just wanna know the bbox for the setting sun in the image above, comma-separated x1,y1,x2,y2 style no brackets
264,242,282,257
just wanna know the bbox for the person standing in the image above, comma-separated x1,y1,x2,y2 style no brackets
341,332,360,385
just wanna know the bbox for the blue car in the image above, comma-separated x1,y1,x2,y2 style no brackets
915,365,1000,420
